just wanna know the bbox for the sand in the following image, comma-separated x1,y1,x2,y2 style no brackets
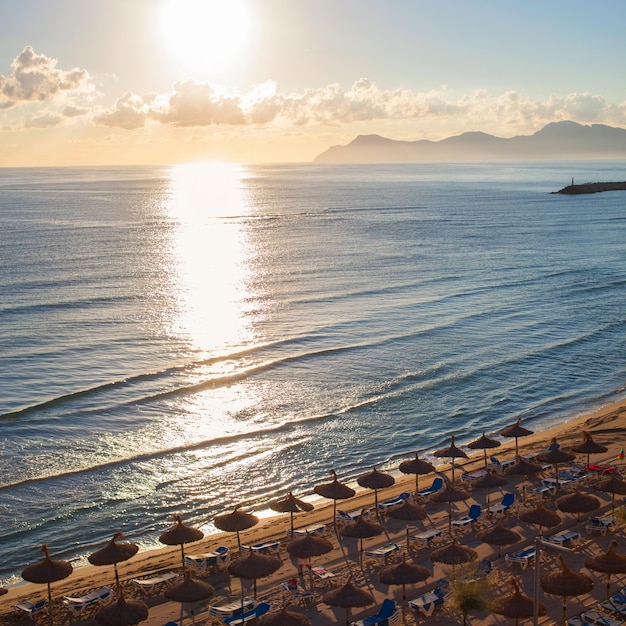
1,399,625,625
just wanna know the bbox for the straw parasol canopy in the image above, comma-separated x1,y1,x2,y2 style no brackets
88,533,139,592
494,577,546,625
340,515,383,564
22,544,73,626
379,554,430,615
476,520,522,568
159,514,203,573
537,442,576,490
433,435,468,481
165,572,215,626
518,503,561,536
399,452,435,493
540,556,594,626
0,589,7,596
500,418,533,460
228,552,282,599
322,577,374,626
270,492,314,534
214,505,259,549
313,470,356,529
585,541,626,600
429,479,470,535
467,432,501,468
594,474,626,512
504,457,543,477
471,470,508,509
386,500,428,550
95,591,148,626
357,466,395,518
258,605,312,626
556,489,601,523
430,539,478,568
571,431,608,469
287,533,333,591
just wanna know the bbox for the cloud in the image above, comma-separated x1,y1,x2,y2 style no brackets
93,92,156,130
23,113,63,128
0,46,90,109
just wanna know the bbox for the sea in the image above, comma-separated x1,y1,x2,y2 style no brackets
1,161,625,585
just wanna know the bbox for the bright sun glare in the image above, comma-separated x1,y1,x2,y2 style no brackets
161,0,251,73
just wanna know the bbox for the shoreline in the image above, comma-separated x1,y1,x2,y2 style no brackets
2,395,626,621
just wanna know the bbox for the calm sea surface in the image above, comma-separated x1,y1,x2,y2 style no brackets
1,161,625,583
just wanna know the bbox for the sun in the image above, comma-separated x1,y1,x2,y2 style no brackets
161,0,251,74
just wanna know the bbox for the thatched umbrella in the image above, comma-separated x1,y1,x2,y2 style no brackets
536,442,576,490
430,539,478,571
503,457,543,501
165,572,215,626
594,474,626,512
258,605,312,626
159,514,203,573
471,470,508,510
214,505,259,550
270,492,314,535
429,480,470,535
357,467,395,518
95,591,148,626
287,534,333,591
379,554,430,617
228,552,282,600
556,489,601,523
386,500,428,550
467,432,501,468
518,503,561,537
540,556,594,626
585,541,626,600
476,520,522,570
313,470,355,530
322,577,374,626
340,515,383,564
571,431,608,469
500,418,533,460
0,588,7,596
494,577,546,626
433,435,468,481
399,452,435,493
22,544,73,626
88,533,139,594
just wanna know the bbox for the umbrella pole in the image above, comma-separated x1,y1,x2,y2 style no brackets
46,582,53,626
448,502,452,535
113,563,121,596
483,449,488,468
561,597,566,626
333,500,337,532
180,544,186,573
405,524,410,551
374,489,380,519
606,573,611,601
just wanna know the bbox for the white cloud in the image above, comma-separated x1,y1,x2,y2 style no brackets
0,46,90,110
23,113,63,128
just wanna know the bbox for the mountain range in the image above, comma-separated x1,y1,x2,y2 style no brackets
313,121,626,163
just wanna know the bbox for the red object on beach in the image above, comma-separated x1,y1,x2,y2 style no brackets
586,464,616,474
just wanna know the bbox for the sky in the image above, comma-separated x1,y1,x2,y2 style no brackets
1,0,625,166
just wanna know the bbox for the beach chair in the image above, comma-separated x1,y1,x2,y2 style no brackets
351,598,396,626
185,546,230,575
585,608,625,624
132,571,180,595
567,615,594,626
14,598,47,618
505,546,536,570
336,508,370,523
488,456,515,473
452,504,481,529
598,600,626,619
543,530,580,549
364,542,400,564
488,491,515,514
312,565,336,586
291,523,327,537
281,581,314,606
408,579,449,617
416,477,443,497
410,527,443,546
586,464,616,474
461,469,487,482
208,597,256,620
586,515,616,536
224,602,271,625
527,484,556,498
241,540,281,556
63,587,114,616
378,492,411,513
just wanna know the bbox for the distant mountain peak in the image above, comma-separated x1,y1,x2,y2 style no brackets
314,121,626,163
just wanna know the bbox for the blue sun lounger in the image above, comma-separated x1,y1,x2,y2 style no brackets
224,602,271,625
14,598,47,618
505,546,535,570
408,579,449,617
350,598,397,626
416,477,443,497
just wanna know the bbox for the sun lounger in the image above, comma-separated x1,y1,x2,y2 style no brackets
489,456,516,473
611,592,626,605
488,492,515,514
241,540,281,556
351,598,397,626
568,615,594,626
312,566,336,586
14,598,47,618
410,527,443,546
505,546,536,570
416,477,443,497
63,587,114,615
208,597,256,620
364,542,400,563
598,600,626,619
452,504,481,528
185,546,230,575
290,523,327,537
224,602,271,625
543,530,580,548
586,464,616,474
336,508,370,523
281,582,315,606
132,571,180,595
461,469,488,482
586,515,616,536
527,484,556,498
378,492,411,513
408,579,449,617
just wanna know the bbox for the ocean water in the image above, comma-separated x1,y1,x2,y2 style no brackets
1,161,625,583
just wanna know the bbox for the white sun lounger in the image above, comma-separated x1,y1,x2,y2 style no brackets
132,571,180,594
14,598,47,617
63,587,113,615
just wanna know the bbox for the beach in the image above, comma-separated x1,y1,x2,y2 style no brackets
2,398,625,625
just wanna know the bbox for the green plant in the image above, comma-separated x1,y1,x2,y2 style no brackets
450,566,494,625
